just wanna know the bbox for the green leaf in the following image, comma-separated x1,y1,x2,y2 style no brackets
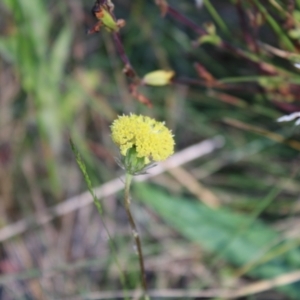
50,27,73,86
135,184,300,298
70,139,102,214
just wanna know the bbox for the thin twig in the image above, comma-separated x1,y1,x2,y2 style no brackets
112,33,138,79
166,4,289,75
124,173,149,300
63,269,300,299
167,6,206,35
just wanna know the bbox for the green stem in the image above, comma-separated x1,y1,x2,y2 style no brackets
124,173,149,300
203,0,230,37
70,139,129,299
253,0,295,51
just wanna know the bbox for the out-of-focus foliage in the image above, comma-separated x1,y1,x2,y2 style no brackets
1,0,300,299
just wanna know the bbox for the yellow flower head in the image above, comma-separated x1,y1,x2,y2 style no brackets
111,114,175,162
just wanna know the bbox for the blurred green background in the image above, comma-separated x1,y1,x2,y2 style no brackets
1,0,300,299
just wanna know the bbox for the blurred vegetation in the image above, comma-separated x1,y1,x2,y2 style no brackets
1,0,300,299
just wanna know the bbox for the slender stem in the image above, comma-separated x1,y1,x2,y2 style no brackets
166,4,290,71
203,0,230,36
167,5,206,35
124,173,149,300
112,33,139,80
112,33,131,67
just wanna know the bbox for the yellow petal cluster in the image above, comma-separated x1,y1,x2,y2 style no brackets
111,114,175,161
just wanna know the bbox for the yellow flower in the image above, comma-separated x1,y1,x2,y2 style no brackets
111,114,175,163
